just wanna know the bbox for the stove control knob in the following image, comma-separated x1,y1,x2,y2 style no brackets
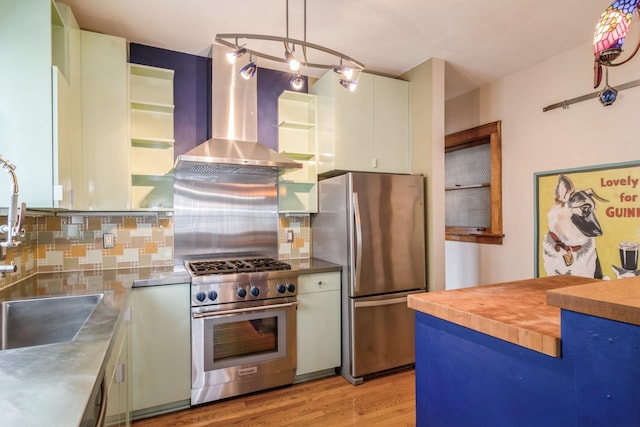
195,292,207,302
207,291,218,301
237,288,247,298
276,284,287,294
287,283,296,293
250,287,260,297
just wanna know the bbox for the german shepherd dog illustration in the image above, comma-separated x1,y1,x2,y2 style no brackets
542,175,608,279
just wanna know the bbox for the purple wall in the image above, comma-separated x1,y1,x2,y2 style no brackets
129,44,211,158
130,44,308,155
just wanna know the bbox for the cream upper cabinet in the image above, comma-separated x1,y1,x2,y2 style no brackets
80,30,129,210
0,1,132,210
310,72,410,175
0,0,80,208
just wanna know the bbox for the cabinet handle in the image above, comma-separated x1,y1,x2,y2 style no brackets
318,281,323,285
96,376,108,427
115,363,126,384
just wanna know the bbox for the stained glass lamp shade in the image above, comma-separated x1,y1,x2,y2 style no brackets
593,0,640,88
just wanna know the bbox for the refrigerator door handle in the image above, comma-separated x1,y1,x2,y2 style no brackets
354,296,407,308
352,191,363,294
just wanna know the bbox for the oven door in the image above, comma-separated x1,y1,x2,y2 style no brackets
191,299,297,404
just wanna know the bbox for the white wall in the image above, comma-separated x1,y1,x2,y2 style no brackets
445,41,640,285
402,58,446,292
445,241,480,289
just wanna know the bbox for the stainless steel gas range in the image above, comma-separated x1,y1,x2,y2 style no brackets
173,136,302,405
186,256,299,405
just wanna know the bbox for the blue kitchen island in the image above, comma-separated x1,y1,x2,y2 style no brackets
407,275,640,427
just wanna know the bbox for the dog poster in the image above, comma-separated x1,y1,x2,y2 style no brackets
535,161,640,280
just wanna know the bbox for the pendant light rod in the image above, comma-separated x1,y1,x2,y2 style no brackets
542,77,640,112
286,0,289,41
216,0,364,91
215,33,365,70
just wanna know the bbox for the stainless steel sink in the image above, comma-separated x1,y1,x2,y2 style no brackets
0,294,103,350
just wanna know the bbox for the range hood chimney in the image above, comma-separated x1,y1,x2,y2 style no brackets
175,45,300,176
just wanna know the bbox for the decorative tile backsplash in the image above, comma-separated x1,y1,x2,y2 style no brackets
36,214,173,273
1,211,310,290
0,216,38,289
0,213,173,290
278,214,311,260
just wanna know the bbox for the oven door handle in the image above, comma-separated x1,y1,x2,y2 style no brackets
192,301,298,319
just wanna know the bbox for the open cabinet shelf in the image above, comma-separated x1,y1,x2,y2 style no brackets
277,90,318,213
129,63,175,209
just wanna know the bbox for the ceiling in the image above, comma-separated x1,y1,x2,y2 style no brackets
59,0,610,99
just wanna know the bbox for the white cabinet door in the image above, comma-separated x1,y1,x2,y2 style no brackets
311,72,409,175
0,2,131,210
333,73,375,173
130,284,191,416
373,76,410,173
105,304,130,426
80,30,130,210
0,0,77,208
296,272,341,377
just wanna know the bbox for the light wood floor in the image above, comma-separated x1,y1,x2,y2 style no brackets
133,369,415,426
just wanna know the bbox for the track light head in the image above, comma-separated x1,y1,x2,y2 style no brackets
226,47,247,64
339,79,357,92
285,48,300,71
290,74,304,90
333,65,354,80
239,60,257,80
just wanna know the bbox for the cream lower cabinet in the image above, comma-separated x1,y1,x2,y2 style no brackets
105,305,131,427
296,271,341,380
130,283,191,419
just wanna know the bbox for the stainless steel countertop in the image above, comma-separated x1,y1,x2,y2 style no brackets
0,260,334,426
286,258,342,274
0,267,188,427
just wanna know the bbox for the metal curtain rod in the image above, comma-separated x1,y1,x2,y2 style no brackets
542,78,640,112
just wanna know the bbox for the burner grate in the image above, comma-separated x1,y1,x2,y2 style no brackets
187,257,291,276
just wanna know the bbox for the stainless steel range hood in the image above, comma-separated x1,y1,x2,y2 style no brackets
175,45,301,177
175,138,301,176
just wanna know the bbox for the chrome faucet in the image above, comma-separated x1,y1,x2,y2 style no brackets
0,261,16,278
0,155,26,247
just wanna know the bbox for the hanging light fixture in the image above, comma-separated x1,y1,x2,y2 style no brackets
592,0,640,106
226,45,247,64
333,65,354,80
339,79,357,92
215,0,365,91
290,74,304,90
239,55,257,80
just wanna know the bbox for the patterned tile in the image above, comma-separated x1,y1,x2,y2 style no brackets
144,242,158,254
0,210,312,288
46,217,62,231
70,244,87,258
278,213,311,260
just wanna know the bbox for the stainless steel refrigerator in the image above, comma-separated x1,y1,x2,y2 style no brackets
311,172,426,385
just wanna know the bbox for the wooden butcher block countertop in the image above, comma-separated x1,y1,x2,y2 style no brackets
407,275,598,357
547,276,640,326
